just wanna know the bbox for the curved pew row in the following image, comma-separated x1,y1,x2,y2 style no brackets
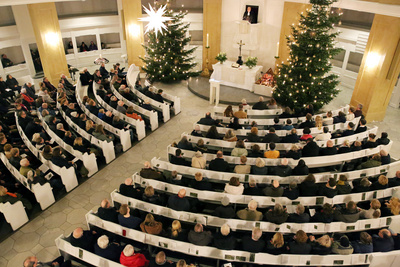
110,83,159,131
93,81,146,141
85,210,398,266
168,141,393,169
75,77,132,151
127,64,182,115
151,157,400,185
126,64,170,122
16,113,78,192
0,153,55,210
56,100,116,164
37,109,98,177
196,116,363,138
133,173,399,207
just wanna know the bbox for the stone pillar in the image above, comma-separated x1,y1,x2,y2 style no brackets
122,0,145,67
203,0,222,71
350,14,400,121
28,3,69,85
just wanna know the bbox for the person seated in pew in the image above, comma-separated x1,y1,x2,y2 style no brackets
265,203,288,224
188,223,213,246
318,177,338,198
287,230,312,254
362,133,378,149
251,157,268,175
301,138,319,157
292,159,309,175
193,139,208,154
237,200,263,221
355,118,367,134
288,204,310,223
119,177,142,199
337,140,351,154
208,151,230,172
263,179,283,197
241,227,265,253
332,235,353,255
191,172,213,191
282,181,299,200
213,224,237,250
334,200,361,223
197,112,216,126
264,142,279,159
373,229,395,252
190,125,203,137
333,111,347,124
223,129,237,142
94,235,122,262
170,149,190,167
357,153,382,170
109,95,118,109
126,106,143,121
118,203,142,229
231,139,247,157
224,176,245,194
299,114,315,129
140,213,163,235
322,111,334,125
166,220,188,242
381,197,400,217
265,232,287,255
23,255,71,267
70,227,97,252
248,144,264,158
0,185,33,210
377,132,390,145
351,232,373,254
213,196,236,219
244,178,263,196
285,144,301,159
140,161,165,181
309,234,332,255
223,105,234,117
97,198,119,223
142,186,164,205
273,158,292,177
315,126,331,141
370,174,389,190
263,127,280,143
311,203,334,223
168,188,191,211
299,127,312,141
352,177,371,193
149,251,174,267
389,170,400,187
176,136,193,150
360,199,381,219
191,151,206,169
120,244,149,267
380,149,391,165
336,174,352,195
233,104,247,119
335,122,355,138
252,96,267,110
233,156,251,175
246,127,261,142
116,100,127,114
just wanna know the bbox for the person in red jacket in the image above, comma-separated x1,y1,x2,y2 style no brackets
120,244,149,267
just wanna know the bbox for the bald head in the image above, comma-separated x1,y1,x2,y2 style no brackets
144,161,151,168
124,177,133,186
23,256,38,267
326,140,333,148
216,151,223,158
73,227,84,239
101,199,110,208
272,180,280,188
178,188,186,198
155,251,166,264
396,171,400,179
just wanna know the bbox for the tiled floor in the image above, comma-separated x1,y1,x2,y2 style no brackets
0,78,399,266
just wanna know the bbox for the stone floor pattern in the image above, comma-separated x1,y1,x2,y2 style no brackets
0,80,399,267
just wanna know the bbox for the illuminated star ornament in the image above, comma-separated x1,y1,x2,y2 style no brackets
139,4,172,37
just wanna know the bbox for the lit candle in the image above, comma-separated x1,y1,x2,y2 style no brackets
276,42,279,57
206,33,209,47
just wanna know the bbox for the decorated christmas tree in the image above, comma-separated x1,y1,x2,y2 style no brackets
273,0,342,111
140,7,201,83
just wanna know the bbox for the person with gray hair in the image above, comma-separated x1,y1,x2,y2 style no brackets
213,196,235,218
213,224,237,250
120,244,149,266
252,96,267,110
94,235,121,262
237,200,263,221
274,158,292,177
116,100,127,114
288,203,310,223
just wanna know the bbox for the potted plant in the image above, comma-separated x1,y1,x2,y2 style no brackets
215,52,227,64
245,56,258,69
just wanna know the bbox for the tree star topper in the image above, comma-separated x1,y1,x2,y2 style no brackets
139,4,172,37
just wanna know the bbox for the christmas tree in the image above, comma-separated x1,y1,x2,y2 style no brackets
140,7,201,83
273,0,342,111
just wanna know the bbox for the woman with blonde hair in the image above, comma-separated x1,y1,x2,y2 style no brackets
142,185,161,205
266,232,286,255
140,213,163,235
223,129,237,142
85,120,95,134
194,138,207,153
223,105,234,117
93,124,114,142
383,197,400,216
315,115,322,130
168,220,187,241
310,234,332,255
251,157,268,175
371,174,388,190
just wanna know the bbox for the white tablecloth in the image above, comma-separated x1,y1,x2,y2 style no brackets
210,60,262,91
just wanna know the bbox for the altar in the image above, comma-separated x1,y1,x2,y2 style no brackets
210,60,262,91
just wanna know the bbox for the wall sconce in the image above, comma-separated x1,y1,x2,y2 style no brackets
45,32,59,46
128,24,141,38
366,52,381,69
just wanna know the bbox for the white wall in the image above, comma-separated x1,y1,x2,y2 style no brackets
221,0,283,73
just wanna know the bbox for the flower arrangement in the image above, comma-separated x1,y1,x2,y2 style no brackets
245,56,258,69
215,52,227,64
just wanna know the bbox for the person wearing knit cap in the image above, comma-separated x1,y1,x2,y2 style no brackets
213,196,235,219
332,235,353,255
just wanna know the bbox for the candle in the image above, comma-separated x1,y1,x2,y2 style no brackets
276,42,279,57
206,33,209,47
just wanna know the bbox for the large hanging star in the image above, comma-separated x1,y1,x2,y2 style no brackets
139,4,172,37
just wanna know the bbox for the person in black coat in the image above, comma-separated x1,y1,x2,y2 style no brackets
377,132,390,145
119,178,142,199
244,179,263,196
298,113,315,129
333,111,346,123
265,233,287,255
241,227,265,253
24,118,42,140
248,144,264,158
287,204,310,223
263,127,280,143
282,128,300,143
311,203,334,223
99,63,109,79
51,146,74,168
370,174,389,190
247,127,261,142
208,151,230,172
373,229,394,252
6,74,21,91
97,199,119,223
287,230,312,254
318,178,338,198
301,138,320,157
355,118,367,134
170,149,190,167
79,68,93,86
285,144,301,159
168,189,190,211
341,122,355,137
273,158,292,177
197,112,216,126
153,89,164,103
213,224,237,250
228,117,242,130
94,235,121,262
352,177,371,193
265,203,289,224
70,227,97,252
283,181,299,200
292,159,309,175
299,174,319,196
213,196,236,219
389,171,400,187
309,235,332,255
252,96,267,110
320,140,338,156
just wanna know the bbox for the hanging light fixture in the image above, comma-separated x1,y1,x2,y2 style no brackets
139,4,172,37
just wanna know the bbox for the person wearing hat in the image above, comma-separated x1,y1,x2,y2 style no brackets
332,235,353,255
213,196,235,218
